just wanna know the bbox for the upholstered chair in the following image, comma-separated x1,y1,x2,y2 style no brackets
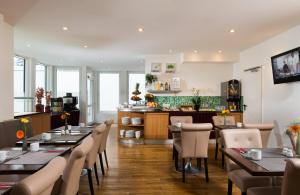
248,158,300,195
98,119,114,175
170,116,193,160
59,136,94,195
221,129,272,195
174,123,212,183
84,124,106,195
244,123,274,148
10,157,66,195
212,115,235,167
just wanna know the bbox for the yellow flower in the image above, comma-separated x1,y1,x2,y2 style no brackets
20,118,29,124
297,117,300,121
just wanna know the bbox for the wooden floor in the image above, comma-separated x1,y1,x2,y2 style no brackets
79,125,241,195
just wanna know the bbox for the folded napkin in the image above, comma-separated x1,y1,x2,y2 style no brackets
232,148,247,154
0,182,14,190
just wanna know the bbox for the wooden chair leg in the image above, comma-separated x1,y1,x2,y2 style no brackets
174,148,178,170
182,158,185,183
215,142,219,160
221,144,225,169
172,145,175,160
104,150,109,168
204,158,209,183
99,153,105,176
94,163,100,185
197,158,202,170
228,179,233,195
87,169,95,195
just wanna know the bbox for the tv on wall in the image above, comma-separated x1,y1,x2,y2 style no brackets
271,47,300,84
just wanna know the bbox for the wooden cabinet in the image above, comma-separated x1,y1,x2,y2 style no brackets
144,113,169,139
15,113,51,136
217,112,243,123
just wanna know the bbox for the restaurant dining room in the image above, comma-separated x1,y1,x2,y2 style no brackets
1,0,300,195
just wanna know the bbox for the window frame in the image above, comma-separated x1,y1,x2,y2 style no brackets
14,55,26,97
35,63,48,91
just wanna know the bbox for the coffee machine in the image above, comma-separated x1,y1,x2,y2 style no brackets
221,79,242,111
63,93,78,111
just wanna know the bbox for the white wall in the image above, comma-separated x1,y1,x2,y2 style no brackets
145,54,234,96
233,24,300,147
0,14,14,121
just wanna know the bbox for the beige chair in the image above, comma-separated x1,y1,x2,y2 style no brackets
58,136,94,195
84,124,106,195
98,119,114,175
10,157,66,195
170,116,193,160
248,158,300,195
244,123,274,148
221,129,272,195
174,123,212,183
212,116,235,167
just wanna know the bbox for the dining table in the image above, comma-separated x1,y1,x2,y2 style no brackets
222,148,291,186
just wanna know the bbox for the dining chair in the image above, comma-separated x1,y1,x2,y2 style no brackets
212,116,235,160
248,158,300,195
244,123,274,148
84,124,106,195
10,156,66,195
170,116,193,160
98,119,114,175
58,136,94,195
221,129,272,195
174,123,212,183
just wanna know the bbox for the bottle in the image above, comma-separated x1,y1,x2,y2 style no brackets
160,83,164,91
165,82,169,91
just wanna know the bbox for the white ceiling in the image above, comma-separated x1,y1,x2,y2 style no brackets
2,0,300,69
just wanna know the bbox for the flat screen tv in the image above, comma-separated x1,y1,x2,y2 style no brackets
271,47,300,84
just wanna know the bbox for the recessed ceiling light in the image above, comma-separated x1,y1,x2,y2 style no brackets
83,45,88,48
62,26,68,31
229,29,235,33
169,49,173,53
138,27,144,32
193,50,198,53
26,44,31,48
218,50,223,53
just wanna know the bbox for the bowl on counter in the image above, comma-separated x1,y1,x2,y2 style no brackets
121,117,130,125
131,117,142,125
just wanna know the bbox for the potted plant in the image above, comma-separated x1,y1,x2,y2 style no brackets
192,88,201,111
35,87,44,112
145,74,158,90
45,91,52,113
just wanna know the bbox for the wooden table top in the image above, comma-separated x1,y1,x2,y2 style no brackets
222,148,287,176
0,146,70,175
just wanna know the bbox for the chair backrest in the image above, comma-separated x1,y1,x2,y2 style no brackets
212,116,235,126
85,124,106,169
221,129,262,171
170,116,193,125
244,123,274,148
60,136,94,195
99,119,114,153
10,157,66,195
181,123,213,158
281,159,300,195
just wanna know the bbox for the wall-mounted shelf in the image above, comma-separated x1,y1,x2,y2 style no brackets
147,90,181,94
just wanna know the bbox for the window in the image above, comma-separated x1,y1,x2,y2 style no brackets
36,63,46,90
56,68,80,98
128,73,145,104
14,56,25,97
99,73,119,111
87,77,94,123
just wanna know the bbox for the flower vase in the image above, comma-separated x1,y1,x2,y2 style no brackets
22,136,28,151
36,104,44,112
45,105,51,113
296,133,300,155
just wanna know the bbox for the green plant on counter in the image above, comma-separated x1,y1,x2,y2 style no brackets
145,74,158,85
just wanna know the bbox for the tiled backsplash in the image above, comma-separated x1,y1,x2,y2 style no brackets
154,96,221,108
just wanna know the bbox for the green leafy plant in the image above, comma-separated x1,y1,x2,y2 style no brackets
145,74,158,85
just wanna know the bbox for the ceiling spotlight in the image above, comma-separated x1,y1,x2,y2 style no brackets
83,45,88,48
229,29,235,33
193,50,198,53
169,49,173,53
62,26,68,31
138,27,144,32
218,50,223,53
26,44,31,48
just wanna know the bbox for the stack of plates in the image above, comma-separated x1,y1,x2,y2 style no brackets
121,117,130,125
131,117,142,125
125,130,135,138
